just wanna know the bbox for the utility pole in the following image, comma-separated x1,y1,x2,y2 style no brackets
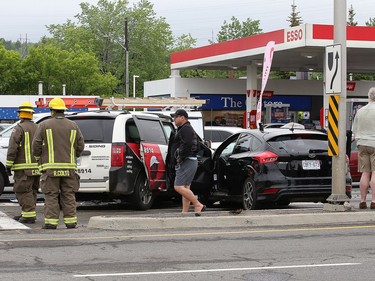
125,19,129,98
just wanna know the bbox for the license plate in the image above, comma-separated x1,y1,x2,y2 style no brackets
302,160,320,170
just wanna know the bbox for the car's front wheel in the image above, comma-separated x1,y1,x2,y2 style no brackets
130,172,155,210
241,177,257,210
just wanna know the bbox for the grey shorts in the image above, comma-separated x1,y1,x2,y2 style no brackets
174,158,198,186
358,145,375,172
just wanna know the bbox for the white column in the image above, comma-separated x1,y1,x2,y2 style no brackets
38,81,43,95
246,63,258,128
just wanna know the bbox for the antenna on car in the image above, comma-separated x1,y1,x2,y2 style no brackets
259,123,264,132
290,122,295,132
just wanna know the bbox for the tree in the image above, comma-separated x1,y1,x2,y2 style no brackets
22,42,118,95
0,44,25,94
366,17,375,26
287,0,303,27
213,16,262,43
347,5,357,26
47,0,175,97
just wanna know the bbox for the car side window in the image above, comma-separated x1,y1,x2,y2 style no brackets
251,136,262,151
162,123,175,141
233,133,251,154
232,133,262,154
220,131,233,141
134,119,167,145
126,123,141,143
204,130,221,142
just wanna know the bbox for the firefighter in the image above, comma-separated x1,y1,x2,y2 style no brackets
6,101,40,223
32,98,84,229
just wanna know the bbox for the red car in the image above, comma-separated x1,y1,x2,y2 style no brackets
350,140,361,182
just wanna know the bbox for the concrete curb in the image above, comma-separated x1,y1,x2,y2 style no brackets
88,211,375,230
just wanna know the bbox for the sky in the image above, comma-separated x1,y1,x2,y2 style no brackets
1,0,375,46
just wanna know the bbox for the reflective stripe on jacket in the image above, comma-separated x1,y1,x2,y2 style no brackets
6,120,38,170
32,114,85,172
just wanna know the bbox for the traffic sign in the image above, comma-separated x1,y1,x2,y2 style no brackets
325,44,342,94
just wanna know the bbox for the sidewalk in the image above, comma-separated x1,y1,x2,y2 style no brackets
87,204,375,231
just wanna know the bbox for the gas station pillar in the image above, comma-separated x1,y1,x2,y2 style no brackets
246,62,258,128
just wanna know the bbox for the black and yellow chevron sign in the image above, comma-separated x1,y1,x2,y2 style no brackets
328,95,339,156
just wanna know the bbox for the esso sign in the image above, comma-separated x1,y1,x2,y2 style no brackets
286,28,303,42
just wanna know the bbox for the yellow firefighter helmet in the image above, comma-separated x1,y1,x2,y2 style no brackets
48,98,67,110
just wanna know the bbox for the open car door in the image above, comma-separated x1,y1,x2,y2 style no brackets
132,115,170,191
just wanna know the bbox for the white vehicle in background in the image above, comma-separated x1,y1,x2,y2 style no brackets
148,110,205,140
0,123,13,131
204,126,247,150
0,113,53,194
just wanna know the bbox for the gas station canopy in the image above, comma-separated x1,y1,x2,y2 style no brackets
170,24,375,73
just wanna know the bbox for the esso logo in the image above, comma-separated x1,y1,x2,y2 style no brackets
286,28,303,42
264,101,282,105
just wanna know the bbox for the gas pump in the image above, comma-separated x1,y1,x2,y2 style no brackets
264,102,290,124
346,98,367,130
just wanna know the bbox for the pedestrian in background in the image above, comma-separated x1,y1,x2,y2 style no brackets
32,98,84,229
169,109,205,216
6,102,40,223
352,87,375,209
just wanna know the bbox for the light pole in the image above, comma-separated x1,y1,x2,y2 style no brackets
133,75,139,111
133,75,139,98
103,20,129,98
104,36,129,98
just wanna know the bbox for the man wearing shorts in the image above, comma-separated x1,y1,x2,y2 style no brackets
353,87,375,209
170,109,205,216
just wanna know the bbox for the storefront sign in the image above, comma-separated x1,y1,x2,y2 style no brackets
191,94,311,111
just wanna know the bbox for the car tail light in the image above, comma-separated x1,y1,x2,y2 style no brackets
111,145,125,167
253,151,278,164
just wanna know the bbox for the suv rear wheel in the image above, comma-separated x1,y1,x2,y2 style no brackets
241,177,257,210
130,172,155,210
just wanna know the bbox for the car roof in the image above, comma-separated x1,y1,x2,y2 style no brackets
67,110,163,120
204,126,248,133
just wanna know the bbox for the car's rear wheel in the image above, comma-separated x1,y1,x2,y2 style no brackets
241,177,257,210
130,172,155,210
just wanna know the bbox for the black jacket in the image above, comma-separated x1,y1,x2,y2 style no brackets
170,121,198,164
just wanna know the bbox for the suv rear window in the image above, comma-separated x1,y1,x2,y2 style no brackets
73,118,115,143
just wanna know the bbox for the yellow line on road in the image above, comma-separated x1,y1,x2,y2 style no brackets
1,224,375,243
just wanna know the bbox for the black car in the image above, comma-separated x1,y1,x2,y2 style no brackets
190,128,352,210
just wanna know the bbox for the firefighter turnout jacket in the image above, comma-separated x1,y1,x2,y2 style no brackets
6,120,39,174
32,114,85,173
